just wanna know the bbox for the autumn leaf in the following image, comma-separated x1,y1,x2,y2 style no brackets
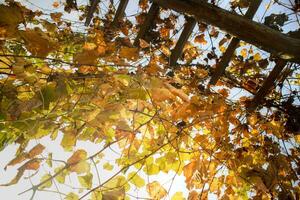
103,162,114,171
50,12,63,23
78,173,93,189
171,192,185,200
128,172,145,188
52,1,60,8
183,161,198,187
146,181,167,200
19,28,57,57
67,149,90,174
28,144,45,158
102,187,125,200
5,144,45,168
139,39,150,48
194,34,207,45
119,47,139,61
1,159,40,186
39,174,53,189
65,192,79,200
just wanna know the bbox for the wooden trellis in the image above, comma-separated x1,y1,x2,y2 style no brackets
84,0,300,112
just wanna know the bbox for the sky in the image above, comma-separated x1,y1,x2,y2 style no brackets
0,0,299,199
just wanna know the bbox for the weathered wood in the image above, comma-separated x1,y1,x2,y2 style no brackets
134,3,160,47
112,0,129,25
85,0,101,26
153,0,300,63
247,59,287,112
169,17,196,66
209,0,263,85
209,38,240,84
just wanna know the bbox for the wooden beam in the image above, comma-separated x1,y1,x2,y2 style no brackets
85,0,101,26
153,0,300,63
247,59,287,112
169,17,196,67
112,0,129,25
134,3,160,47
209,0,263,85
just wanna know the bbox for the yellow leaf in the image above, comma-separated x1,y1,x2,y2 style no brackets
240,48,248,58
39,174,52,189
78,173,93,189
91,190,102,200
220,46,226,53
65,192,79,200
67,149,90,174
55,166,68,184
61,130,77,151
128,172,145,188
253,53,262,61
171,192,185,200
146,181,167,200
105,175,130,192
209,178,219,192
83,42,97,50
103,162,114,171
295,135,300,143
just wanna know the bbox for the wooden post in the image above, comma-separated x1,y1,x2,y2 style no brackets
112,0,129,25
169,17,196,67
85,0,101,26
247,59,287,112
153,0,300,63
134,3,160,47
209,0,263,85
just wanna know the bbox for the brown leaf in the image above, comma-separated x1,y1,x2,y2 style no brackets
19,28,57,57
1,159,40,186
119,47,139,61
28,144,45,158
67,149,87,165
194,34,207,44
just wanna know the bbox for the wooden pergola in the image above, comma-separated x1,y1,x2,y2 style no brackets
85,0,300,112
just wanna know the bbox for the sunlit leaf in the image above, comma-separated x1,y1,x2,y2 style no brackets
128,172,145,188
39,174,53,189
78,173,93,189
146,181,167,200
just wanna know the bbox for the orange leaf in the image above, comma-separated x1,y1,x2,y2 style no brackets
1,159,40,186
194,34,207,45
28,144,45,158
146,181,167,200
67,149,87,165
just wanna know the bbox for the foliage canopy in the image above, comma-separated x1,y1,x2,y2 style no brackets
0,0,300,199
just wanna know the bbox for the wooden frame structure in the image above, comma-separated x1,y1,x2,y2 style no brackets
84,0,300,111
